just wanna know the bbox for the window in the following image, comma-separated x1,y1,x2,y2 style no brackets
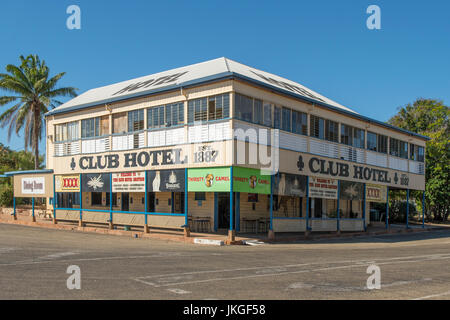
325,119,338,142
273,106,281,129
310,115,324,139
148,102,184,129
390,138,399,157
188,98,208,123
367,132,377,151
390,138,408,158
56,192,79,208
128,109,144,132
341,124,353,146
418,146,424,162
399,141,408,159
410,143,417,161
194,192,206,201
81,117,100,138
378,134,388,153
263,103,272,127
55,121,79,142
253,99,263,125
234,93,253,122
367,132,387,153
341,125,365,148
208,95,229,121
281,107,291,132
105,192,117,207
112,113,127,133
91,192,103,206
292,110,307,135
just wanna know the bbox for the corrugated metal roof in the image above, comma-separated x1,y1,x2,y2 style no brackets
45,57,356,116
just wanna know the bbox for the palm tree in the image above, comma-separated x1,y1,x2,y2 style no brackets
0,54,77,169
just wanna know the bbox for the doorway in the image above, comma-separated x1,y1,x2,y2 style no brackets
147,192,155,212
217,193,235,229
121,192,129,211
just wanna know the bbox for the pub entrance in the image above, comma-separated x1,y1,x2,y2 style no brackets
217,192,235,229
121,192,129,211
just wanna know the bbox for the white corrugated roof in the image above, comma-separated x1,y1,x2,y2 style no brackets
46,57,357,115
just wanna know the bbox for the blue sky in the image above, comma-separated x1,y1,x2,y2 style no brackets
0,0,449,154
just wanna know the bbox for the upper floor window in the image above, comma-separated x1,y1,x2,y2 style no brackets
148,102,184,129
281,107,291,132
367,131,387,153
208,94,229,121
273,106,281,129
390,138,408,158
292,110,307,135
128,109,144,132
81,116,109,138
341,124,365,148
310,116,338,143
410,143,425,162
112,112,127,134
234,93,253,123
325,119,338,143
253,99,263,125
189,93,229,124
310,115,324,140
55,121,79,142
263,102,272,127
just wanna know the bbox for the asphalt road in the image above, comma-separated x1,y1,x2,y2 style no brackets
0,224,449,300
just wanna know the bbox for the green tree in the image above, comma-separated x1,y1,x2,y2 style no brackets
388,98,449,222
0,55,77,169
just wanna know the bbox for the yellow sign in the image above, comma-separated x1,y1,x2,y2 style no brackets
366,183,387,202
55,175,80,192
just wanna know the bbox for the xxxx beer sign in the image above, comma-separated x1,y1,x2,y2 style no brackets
365,183,387,203
55,175,80,192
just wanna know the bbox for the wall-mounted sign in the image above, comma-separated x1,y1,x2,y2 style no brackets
340,181,364,201
187,167,230,192
55,175,80,192
233,167,271,194
112,172,145,192
308,177,338,199
366,183,387,202
273,173,306,197
148,169,185,192
82,173,110,192
21,177,45,195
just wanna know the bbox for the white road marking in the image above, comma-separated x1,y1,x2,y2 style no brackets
0,247,18,254
133,253,450,288
412,290,450,300
167,288,191,295
0,252,222,267
38,252,78,260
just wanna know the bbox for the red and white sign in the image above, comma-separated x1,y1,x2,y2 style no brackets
308,177,338,199
112,172,145,192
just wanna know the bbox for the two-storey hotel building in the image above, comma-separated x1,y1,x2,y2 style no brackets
11,57,427,239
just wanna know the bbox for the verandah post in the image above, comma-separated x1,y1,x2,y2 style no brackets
363,183,367,232
422,190,425,228
32,197,35,222
144,170,149,233
228,166,235,243
79,173,83,227
184,168,190,237
406,188,409,229
109,172,113,229
305,176,310,235
386,186,389,230
52,174,57,224
13,196,17,220
336,180,340,234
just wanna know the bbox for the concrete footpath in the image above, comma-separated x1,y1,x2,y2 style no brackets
0,210,448,246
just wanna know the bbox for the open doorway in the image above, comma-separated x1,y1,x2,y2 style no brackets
121,192,129,211
217,192,235,229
